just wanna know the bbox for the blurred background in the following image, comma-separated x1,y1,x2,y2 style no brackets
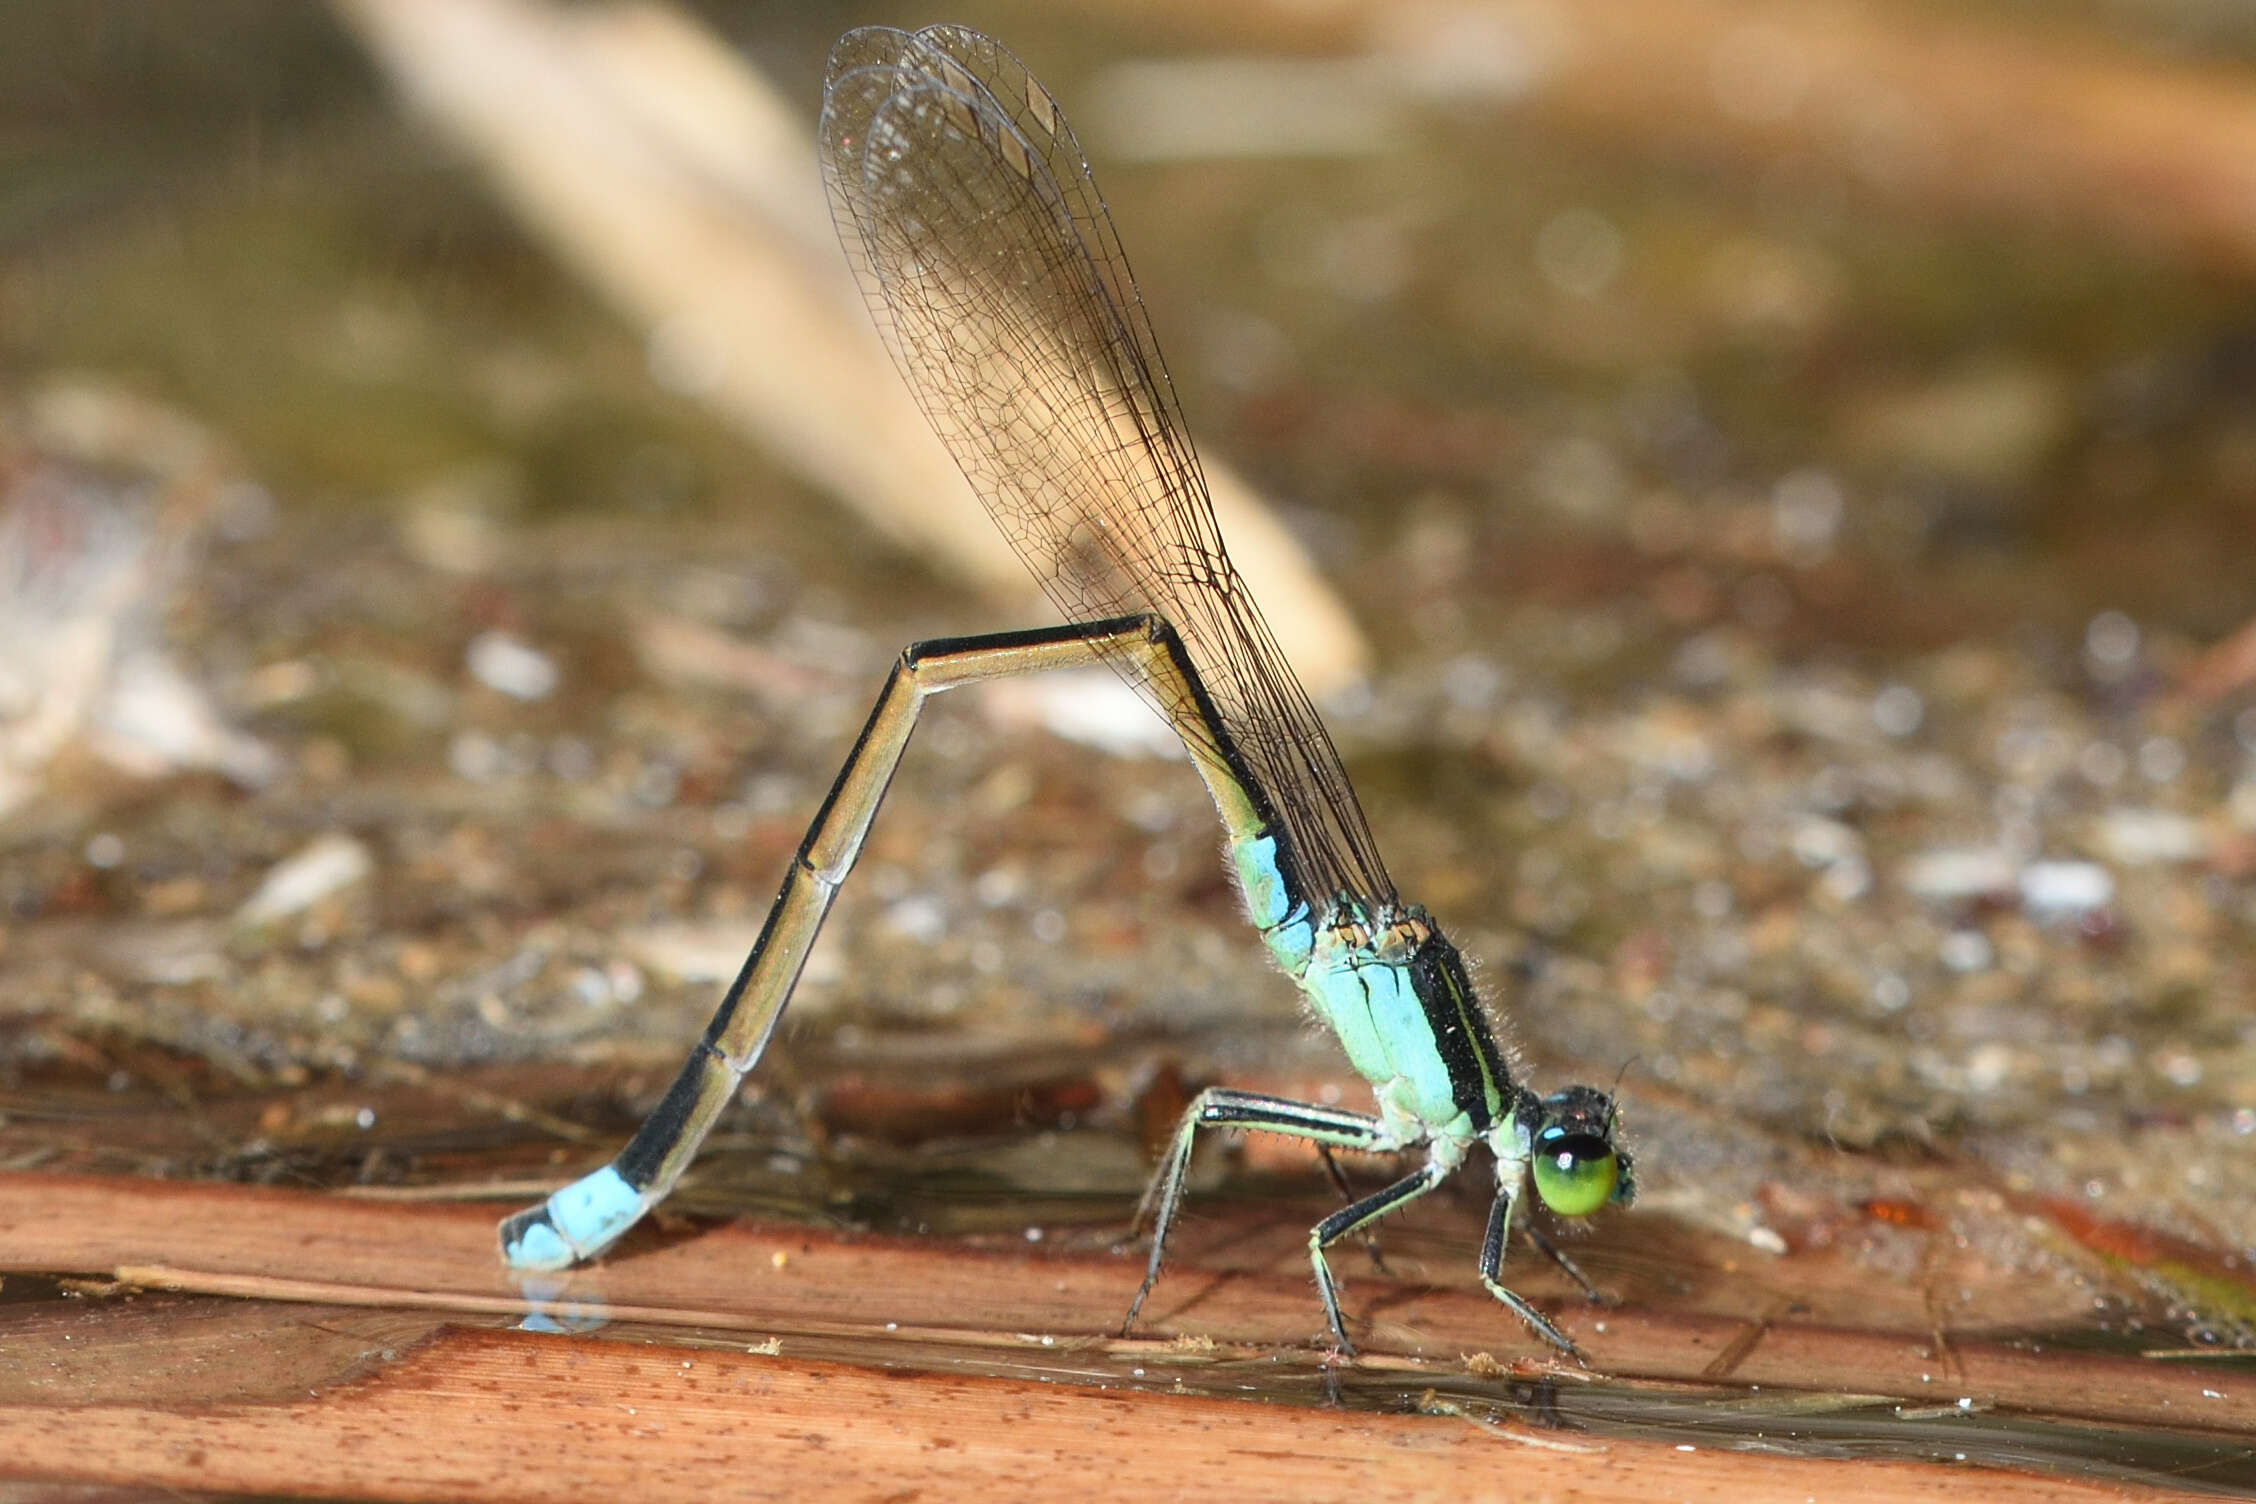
3,0,2254,1370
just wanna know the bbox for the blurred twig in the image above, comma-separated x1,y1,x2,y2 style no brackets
331,0,1370,689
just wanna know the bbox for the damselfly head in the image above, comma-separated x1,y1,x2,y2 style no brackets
1528,1084,1634,1218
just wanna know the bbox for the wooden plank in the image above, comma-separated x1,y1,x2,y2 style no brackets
0,1171,2247,1446
0,1311,2210,1504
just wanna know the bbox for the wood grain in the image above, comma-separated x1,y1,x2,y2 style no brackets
0,1305,2206,1504
0,1172,2243,1500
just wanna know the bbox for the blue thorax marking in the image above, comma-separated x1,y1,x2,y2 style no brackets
1229,827,1508,1136
1303,914,1474,1133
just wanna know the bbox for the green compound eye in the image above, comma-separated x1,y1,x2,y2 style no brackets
1531,1132,1618,1218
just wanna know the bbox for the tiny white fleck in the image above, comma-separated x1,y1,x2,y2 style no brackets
1870,683,1923,737
1676,1444,1696,1452
1938,929,1992,974
2018,860,2112,916
1771,469,1844,564
448,729,506,783
236,832,375,926
2085,610,2139,670
1870,972,1910,1014
466,630,559,701
1025,1226,1045,1243
2204,1389,2224,1400
884,895,947,943
2138,735,2186,784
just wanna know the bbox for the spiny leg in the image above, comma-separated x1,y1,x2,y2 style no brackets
1124,1087,1399,1337
1308,1148,1458,1356
501,614,1238,1270
1479,1174,1583,1361
1317,1145,1391,1275
1523,1222,1606,1305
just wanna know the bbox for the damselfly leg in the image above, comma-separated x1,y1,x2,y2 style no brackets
1317,1144,1393,1275
1480,1175,1581,1357
1125,1087,1405,1349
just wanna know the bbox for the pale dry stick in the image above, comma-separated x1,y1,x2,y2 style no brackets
331,0,1368,688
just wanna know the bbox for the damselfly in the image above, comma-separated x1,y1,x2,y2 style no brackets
500,24,1633,1360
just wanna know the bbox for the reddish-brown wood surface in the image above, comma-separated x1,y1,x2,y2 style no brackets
0,1318,2202,1504
0,1172,2242,1500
